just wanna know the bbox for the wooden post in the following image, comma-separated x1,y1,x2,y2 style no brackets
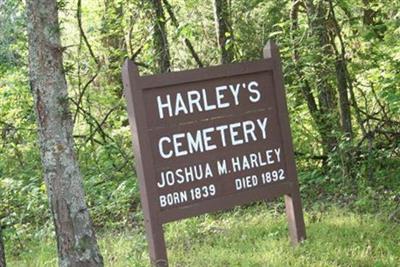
285,192,306,244
122,60,168,266
0,226,6,267
264,40,306,245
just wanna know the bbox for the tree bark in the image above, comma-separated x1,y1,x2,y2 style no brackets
328,0,353,138
290,0,331,160
149,0,171,73
101,0,125,96
305,0,340,152
0,226,5,267
26,0,104,266
290,1,320,124
362,0,375,25
335,59,353,137
213,0,234,64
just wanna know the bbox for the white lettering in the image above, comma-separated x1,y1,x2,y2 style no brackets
215,85,230,108
248,81,261,103
175,93,189,116
229,84,241,105
157,117,269,159
157,95,172,119
159,137,173,159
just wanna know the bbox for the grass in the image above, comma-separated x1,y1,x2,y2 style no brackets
5,205,400,267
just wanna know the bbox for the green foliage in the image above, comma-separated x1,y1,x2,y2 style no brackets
0,1,26,71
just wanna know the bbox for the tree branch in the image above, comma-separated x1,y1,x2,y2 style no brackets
162,0,203,68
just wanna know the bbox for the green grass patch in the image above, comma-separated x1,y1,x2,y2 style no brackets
6,205,400,266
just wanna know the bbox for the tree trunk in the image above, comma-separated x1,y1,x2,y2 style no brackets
0,226,5,267
327,0,353,138
26,0,104,266
101,0,125,96
335,59,353,138
305,0,340,153
149,0,171,73
362,0,375,25
290,1,320,128
291,0,332,160
213,0,234,64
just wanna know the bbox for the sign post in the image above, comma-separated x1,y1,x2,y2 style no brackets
122,41,306,266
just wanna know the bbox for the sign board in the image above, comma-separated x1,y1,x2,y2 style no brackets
122,41,306,267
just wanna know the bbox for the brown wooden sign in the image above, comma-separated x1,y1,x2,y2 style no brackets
122,41,306,267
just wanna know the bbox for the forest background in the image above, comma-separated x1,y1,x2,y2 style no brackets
0,0,399,266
